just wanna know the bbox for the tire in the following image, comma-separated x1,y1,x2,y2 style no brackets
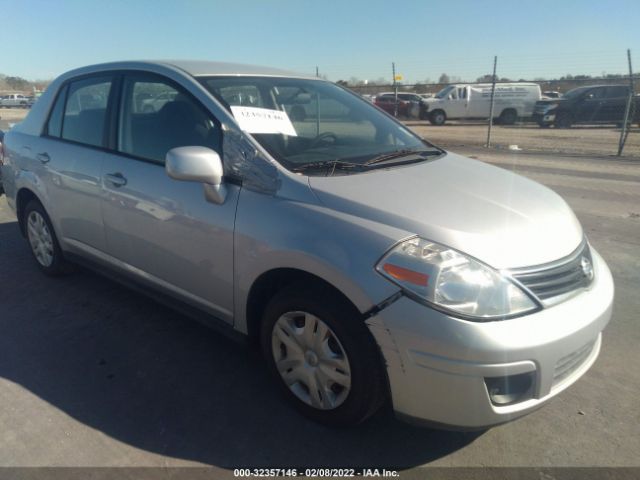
538,122,551,128
429,110,446,126
260,283,387,426
554,112,573,128
23,199,73,276
499,109,517,125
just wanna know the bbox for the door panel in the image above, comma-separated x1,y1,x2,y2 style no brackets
445,87,468,118
101,154,239,322
600,86,628,122
100,72,238,323
576,88,605,122
39,138,107,251
36,75,114,252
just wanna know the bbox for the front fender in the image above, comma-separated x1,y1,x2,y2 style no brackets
233,188,407,334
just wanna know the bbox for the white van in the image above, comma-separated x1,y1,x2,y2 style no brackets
423,83,542,125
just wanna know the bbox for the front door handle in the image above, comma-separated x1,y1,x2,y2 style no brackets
36,152,50,163
105,172,127,187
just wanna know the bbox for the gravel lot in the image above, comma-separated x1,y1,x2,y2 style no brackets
1,107,639,476
406,120,640,158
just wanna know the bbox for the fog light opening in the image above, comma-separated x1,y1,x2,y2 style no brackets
485,372,535,406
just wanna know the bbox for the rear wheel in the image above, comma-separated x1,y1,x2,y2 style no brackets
261,284,387,426
24,200,72,276
429,109,446,126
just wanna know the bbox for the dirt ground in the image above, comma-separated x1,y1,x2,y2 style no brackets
405,120,640,158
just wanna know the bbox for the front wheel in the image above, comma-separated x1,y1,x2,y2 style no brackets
555,112,573,128
261,284,387,426
429,110,446,126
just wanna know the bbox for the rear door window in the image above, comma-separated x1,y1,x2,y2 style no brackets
61,76,113,147
605,86,628,99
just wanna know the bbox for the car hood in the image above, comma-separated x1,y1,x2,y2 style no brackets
308,152,583,269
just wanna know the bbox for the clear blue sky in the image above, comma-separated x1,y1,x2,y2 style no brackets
2,0,639,83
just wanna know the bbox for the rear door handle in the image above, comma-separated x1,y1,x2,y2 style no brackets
36,152,50,163
105,172,127,187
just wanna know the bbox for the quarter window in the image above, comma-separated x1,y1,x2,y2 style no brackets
46,86,67,138
118,75,221,164
61,76,112,147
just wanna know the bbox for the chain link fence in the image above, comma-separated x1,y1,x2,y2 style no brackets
319,51,639,158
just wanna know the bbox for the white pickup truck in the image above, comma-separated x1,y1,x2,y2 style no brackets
0,94,32,108
423,83,542,125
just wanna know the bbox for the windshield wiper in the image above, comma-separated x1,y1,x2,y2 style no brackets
363,149,442,167
291,160,363,174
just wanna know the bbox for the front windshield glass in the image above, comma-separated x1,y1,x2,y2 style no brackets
199,76,440,173
435,85,455,99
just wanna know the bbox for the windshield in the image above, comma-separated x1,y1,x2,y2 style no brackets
199,76,439,173
435,86,455,99
562,86,593,99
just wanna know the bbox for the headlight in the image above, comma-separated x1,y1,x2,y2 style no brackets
376,237,539,320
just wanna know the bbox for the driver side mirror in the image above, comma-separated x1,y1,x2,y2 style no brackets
166,146,227,204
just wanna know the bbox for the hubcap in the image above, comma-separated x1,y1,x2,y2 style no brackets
27,211,54,267
271,311,351,410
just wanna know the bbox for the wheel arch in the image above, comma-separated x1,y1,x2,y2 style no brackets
500,107,518,116
499,108,518,124
245,267,364,344
16,187,43,237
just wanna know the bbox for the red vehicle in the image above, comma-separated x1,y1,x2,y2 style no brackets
374,93,412,117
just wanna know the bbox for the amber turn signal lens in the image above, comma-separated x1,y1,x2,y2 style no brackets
382,263,429,286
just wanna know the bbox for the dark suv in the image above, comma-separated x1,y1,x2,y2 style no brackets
533,85,639,128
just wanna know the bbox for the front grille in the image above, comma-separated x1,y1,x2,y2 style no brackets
553,340,595,386
511,241,594,302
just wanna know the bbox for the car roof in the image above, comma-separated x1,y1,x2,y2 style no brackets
69,60,316,79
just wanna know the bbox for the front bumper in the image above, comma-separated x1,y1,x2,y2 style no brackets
532,112,556,124
366,247,614,429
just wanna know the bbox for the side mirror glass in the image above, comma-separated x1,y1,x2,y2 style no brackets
166,146,227,204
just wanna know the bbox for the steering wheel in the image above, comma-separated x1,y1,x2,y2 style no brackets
308,132,338,149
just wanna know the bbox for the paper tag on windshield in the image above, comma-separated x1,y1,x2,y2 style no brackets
230,106,297,136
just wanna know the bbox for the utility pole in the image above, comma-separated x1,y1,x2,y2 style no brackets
617,49,634,156
315,66,319,78
486,56,498,148
392,62,398,117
